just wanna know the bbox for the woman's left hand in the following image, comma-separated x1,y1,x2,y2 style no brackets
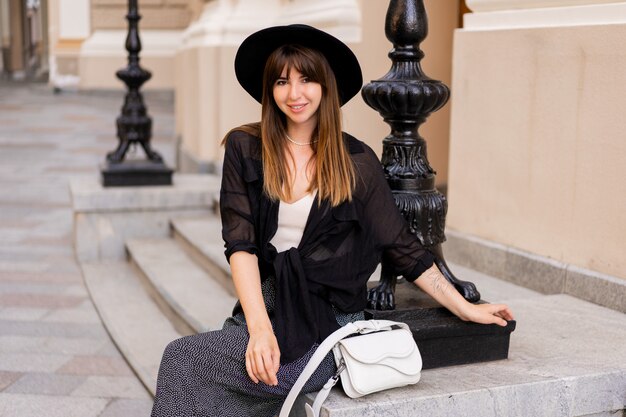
461,303,514,327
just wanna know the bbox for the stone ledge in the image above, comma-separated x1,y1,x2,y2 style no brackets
301,295,626,417
70,174,220,262
444,229,626,313
70,174,220,212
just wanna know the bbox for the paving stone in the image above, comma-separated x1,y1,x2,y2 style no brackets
0,270,82,284
0,353,71,373
0,293,86,309
71,376,151,399
0,320,108,339
0,260,50,273
0,307,49,321
41,299,102,323
5,373,86,396
95,340,126,357
98,398,154,417
0,336,109,355
0,371,22,391
0,282,86,296
57,356,134,377
0,393,108,417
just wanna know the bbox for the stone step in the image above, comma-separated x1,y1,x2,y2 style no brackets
170,215,235,295
298,293,626,417
81,262,182,396
126,238,237,334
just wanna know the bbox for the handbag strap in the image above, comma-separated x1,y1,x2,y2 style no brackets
278,319,406,417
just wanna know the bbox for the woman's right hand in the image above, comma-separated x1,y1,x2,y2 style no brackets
245,327,281,386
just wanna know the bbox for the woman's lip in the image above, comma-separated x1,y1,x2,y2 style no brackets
288,103,307,112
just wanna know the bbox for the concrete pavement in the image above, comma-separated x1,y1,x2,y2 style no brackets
0,82,175,417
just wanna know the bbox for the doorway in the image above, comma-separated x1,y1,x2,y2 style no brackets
0,0,48,81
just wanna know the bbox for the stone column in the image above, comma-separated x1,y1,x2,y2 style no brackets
464,0,626,29
446,0,626,296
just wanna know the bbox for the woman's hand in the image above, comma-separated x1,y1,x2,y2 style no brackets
229,252,280,385
458,303,514,327
414,264,514,326
245,327,280,386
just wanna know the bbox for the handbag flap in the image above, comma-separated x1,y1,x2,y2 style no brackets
337,329,422,375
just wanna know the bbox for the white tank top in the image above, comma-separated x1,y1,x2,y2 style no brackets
271,193,315,253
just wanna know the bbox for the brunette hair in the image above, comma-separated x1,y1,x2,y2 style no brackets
258,44,355,206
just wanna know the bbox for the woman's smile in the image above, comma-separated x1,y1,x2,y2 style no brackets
273,67,322,130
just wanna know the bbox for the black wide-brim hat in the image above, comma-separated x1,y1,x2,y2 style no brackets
234,24,363,106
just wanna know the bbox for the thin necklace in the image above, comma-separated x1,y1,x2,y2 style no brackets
285,133,318,146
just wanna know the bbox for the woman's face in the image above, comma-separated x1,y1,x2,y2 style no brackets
272,66,322,132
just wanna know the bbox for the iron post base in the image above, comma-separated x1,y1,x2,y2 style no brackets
101,159,173,187
366,282,516,369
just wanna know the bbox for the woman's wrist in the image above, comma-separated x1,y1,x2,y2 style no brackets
246,317,273,336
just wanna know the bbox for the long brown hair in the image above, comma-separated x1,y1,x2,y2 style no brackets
224,45,356,206
259,44,355,206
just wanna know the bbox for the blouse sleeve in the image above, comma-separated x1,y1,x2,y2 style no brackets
220,132,258,262
356,145,434,281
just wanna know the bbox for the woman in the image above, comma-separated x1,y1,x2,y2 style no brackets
151,24,513,417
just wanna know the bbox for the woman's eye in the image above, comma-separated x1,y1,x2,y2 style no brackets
275,80,287,86
301,77,309,83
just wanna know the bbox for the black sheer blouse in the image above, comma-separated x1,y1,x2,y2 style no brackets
220,129,434,363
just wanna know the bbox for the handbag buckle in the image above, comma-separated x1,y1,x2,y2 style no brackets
332,359,346,381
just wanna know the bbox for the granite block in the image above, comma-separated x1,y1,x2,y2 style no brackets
565,265,626,313
0,393,108,417
444,230,624,313
445,230,508,279
504,246,567,294
565,372,626,417
579,412,625,417
4,373,86,396
448,262,542,302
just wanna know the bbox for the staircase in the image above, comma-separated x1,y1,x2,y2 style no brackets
75,176,626,417
81,210,236,395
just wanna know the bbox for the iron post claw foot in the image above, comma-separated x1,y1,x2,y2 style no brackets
430,244,481,303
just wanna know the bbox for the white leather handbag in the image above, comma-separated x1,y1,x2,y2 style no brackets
279,320,422,417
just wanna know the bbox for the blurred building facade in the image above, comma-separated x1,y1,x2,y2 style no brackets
1,0,623,307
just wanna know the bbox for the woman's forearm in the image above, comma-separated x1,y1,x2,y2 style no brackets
413,264,514,326
412,264,471,320
229,251,272,334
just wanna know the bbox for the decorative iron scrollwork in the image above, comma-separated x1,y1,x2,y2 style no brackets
364,0,480,310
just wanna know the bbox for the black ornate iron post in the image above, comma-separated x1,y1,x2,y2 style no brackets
101,0,173,186
362,0,515,370
362,0,479,309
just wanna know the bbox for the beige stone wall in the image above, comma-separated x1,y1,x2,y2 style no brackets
91,0,195,30
447,23,626,280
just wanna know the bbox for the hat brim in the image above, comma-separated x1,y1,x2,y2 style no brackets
234,24,363,106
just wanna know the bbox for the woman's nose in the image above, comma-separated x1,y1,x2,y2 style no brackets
288,83,301,100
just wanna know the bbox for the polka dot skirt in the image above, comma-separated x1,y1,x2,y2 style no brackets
151,277,363,417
